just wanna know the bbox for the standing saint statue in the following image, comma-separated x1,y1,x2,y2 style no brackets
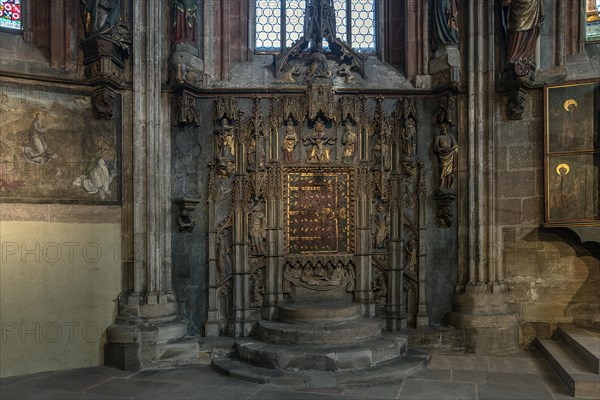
341,121,357,163
172,0,197,45
501,0,544,74
81,0,121,37
402,115,417,157
433,0,460,48
282,120,298,163
249,203,266,254
433,123,458,190
372,203,389,249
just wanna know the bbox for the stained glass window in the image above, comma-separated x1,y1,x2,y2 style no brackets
586,0,600,41
255,0,376,53
0,0,22,31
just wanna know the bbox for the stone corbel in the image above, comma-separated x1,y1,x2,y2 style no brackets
433,191,455,228
497,72,536,121
80,5,130,121
173,90,201,127
174,198,201,233
92,87,116,120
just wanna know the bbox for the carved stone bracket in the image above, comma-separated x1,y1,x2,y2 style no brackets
433,190,455,228
173,90,200,127
92,87,117,120
497,67,537,121
174,198,201,233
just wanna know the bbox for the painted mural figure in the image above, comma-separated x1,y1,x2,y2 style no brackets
172,0,197,45
81,0,121,36
433,0,460,48
501,0,544,73
73,136,116,199
559,99,584,149
434,123,458,190
341,121,357,163
282,120,299,163
22,112,57,165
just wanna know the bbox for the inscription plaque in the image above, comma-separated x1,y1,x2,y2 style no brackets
287,172,350,254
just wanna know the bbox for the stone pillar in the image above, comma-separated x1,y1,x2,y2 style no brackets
416,162,429,327
105,0,187,370
264,160,284,321
386,130,406,331
446,1,518,354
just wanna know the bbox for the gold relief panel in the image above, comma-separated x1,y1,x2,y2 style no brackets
284,167,355,255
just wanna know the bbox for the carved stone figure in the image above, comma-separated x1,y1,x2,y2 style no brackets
341,121,357,163
81,0,121,37
433,123,458,190
501,0,544,74
249,203,266,254
216,234,231,281
304,119,335,163
403,116,417,157
22,112,57,165
404,239,417,275
282,120,299,163
250,268,265,307
219,118,235,158
307,44,331,79
372,134,389,170
372,203,389,249
172,0,197,45
433,0,460,48
373,269,387,303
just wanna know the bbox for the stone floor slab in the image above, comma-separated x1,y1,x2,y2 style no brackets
398,380,477,400
427,354,488,371
341,383,402,399
477,382,554,400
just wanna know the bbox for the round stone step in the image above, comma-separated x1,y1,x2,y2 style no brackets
212,348,430,387
258,318,383,346
236,334,407,371
277,302,363,324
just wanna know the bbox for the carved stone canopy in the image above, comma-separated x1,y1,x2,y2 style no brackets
274,0,366,79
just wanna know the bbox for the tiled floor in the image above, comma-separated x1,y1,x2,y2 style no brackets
0,350,592,400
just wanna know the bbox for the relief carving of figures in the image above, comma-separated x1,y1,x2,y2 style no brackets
402,115,417,158
282,118,299,163
22,112,57,165
372,203,390,249
372,268,388,304
341,120,357,163
304,119,335,163
501,0,544,76
433,0,460,48
433,123,458,190
172,0,197,45
249,202,266,254
81,0,121,37
283,259,355,292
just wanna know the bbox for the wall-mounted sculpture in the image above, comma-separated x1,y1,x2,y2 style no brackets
432,98,457,228
498,0,544,120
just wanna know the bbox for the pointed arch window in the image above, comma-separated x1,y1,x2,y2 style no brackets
0,0,22,31
254,0,376,53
